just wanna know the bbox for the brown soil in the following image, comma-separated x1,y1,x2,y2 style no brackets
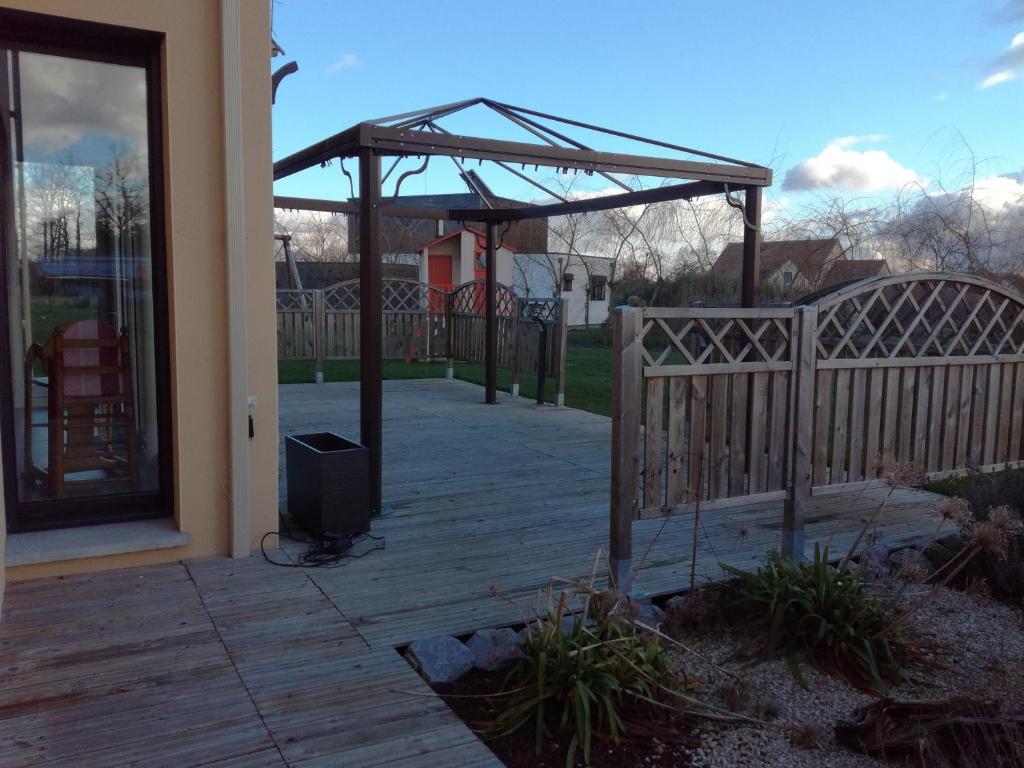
435,668,699,768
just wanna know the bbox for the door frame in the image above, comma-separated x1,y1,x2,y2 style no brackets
0,8,174,532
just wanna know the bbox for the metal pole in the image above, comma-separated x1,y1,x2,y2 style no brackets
740,185,762,308
359,148,383,515
485,222,497,404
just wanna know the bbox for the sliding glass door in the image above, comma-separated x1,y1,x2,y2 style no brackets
0,10,171,531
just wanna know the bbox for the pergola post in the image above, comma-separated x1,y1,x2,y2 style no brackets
484,222,497,404
740,185,762,308
358,147,383,515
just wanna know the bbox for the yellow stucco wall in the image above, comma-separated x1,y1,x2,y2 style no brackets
1,0,278,582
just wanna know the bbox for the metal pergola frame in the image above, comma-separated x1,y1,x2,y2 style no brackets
273,98,772,516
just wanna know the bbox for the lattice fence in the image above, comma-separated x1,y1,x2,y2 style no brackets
634,308,796,517
276,289,318,360
610,272,1024,561
276,279,568,397
809,275,1024,490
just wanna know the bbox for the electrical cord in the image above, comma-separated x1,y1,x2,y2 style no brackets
260,520,386,569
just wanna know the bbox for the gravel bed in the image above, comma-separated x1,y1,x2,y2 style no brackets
669,583,1024,767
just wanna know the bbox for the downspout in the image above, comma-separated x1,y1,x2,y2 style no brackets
221,0,249,557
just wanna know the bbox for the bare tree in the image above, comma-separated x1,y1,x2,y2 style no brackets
273,209,348,287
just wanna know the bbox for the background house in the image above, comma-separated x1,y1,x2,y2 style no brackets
711,237,889,295
514,252,612,327
418,226,514,291
346,177,549,260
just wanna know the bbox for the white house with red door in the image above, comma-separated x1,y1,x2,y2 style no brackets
417,226,515,292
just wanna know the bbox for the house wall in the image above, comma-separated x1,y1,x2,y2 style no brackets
765,259,810,292
420,233,513,290
2,0,278,582
514,253,611,327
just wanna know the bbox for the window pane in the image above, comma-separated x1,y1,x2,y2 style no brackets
4,49,161,504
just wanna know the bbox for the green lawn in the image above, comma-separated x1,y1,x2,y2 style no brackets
279,345,615,417
30,297,99,345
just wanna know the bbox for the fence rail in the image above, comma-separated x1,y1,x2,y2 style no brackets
609,272,1024,588
277,279,568,401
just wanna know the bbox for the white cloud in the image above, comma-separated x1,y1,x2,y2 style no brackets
979,69,1021,88
977,31,1024,88
971,174,1024,209
782,136,919,192
326,53,359,74
934,92,949,102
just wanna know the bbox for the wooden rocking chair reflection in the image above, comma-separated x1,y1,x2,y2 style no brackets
23,320,141,498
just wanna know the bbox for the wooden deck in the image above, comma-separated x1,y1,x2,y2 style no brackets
0,378,942,767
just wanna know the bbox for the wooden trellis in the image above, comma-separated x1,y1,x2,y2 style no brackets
276,278,568,399
610,272,1024,576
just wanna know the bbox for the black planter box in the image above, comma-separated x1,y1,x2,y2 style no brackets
285,432,370,538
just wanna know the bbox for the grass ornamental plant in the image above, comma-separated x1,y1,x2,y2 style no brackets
722,545,909,693
494,600,677,767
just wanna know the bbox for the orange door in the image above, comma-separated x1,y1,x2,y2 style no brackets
473,250,486,281
428,253,453,292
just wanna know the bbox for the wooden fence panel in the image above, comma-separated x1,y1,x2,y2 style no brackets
643,377,665,510
612,274,1024,580
635,307,797,516
810,274,1024,492
277,282,567,392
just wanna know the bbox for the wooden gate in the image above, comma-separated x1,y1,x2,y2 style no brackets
609,273,1024,586
448,280,517,366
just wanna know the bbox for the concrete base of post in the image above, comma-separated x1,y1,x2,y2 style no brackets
445,364,454,380
781,528,806,561
554,393,564,407
608,557,632,595
315,371,324,385
510,382,519,398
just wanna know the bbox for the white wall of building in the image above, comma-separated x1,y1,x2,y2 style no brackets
514,253,611,327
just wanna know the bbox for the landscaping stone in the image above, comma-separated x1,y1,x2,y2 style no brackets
857,538,891,582
466,628,523,671
627,597,666,629
406,635,474,684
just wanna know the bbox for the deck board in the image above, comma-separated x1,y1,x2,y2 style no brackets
0,378,941,766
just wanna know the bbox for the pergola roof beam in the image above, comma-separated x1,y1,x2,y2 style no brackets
273,195,450,220
365,125,772,185
482,99,633,193
493,100,761,168
275,178,724,224
273,124,361,180
423,119,567,203
366,97,484,128
449,179,726,222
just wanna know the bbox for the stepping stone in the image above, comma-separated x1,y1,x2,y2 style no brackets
406,635,474,684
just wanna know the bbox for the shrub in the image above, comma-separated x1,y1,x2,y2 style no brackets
925,470,1024,601
494,603,682,767
722,545,909,693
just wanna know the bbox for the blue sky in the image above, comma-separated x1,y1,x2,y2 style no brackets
270,0,1024,210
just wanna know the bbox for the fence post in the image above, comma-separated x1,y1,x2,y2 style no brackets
554,298,569,407
610,306,643,593
785,304,817,560
510,299,521,398
313,289,326,385
445,293,455,379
